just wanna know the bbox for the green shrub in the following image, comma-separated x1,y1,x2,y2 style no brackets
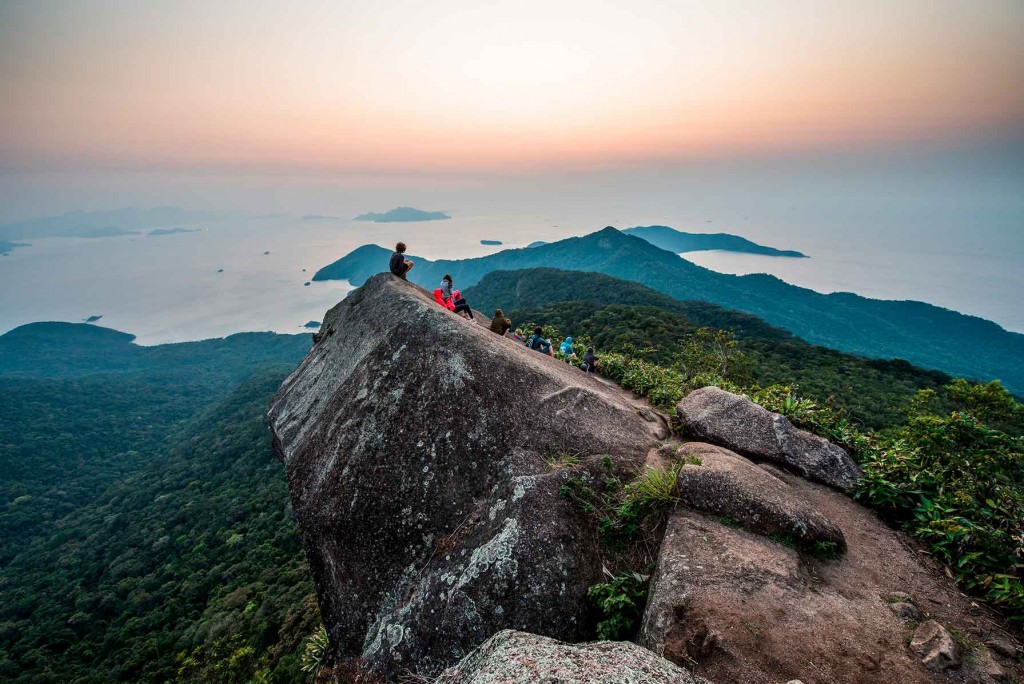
299,625,329,680
856,402,1024,616
622,464,682,512
587,572,649,640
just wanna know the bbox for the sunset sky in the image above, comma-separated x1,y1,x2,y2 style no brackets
2,0,1023,178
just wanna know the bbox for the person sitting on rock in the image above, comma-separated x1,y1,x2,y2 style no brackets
432,288,448,308
439,274,455,309
452,289,474,320
581,346,599,374
527,326,553,356
389,242,414,278
559,336,577,360
490,309,511,335
512,328,524,342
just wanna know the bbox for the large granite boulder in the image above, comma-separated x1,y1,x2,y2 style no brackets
637,467,1014,684
435,629,711,684
675,386,861,489
269,273,667,679
674,443,845,552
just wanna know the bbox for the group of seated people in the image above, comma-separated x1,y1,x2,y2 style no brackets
520,330,598,373
389,242,599,374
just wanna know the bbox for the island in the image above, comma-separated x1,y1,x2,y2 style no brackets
480,240,503,246
0,240,30,254
68,226,140,238
0,207,222,241
622,225,807,258
303,321,321,329
147,228,200,236
526,241,548,248
83,315,103,323
353,207,450,223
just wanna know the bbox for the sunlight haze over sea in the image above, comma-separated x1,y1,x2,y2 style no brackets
1,147,1021,343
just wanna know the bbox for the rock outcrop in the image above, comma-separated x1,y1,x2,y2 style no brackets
435,629,711,684
273,274,1022,683
638,463,1019,684
675,386,862,489
269,274,667,678
673,442,845,551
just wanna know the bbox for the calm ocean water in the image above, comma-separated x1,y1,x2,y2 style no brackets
1,152,1021,343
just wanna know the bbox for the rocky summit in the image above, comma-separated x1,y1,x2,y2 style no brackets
270,273,1022,683
269,273,668,678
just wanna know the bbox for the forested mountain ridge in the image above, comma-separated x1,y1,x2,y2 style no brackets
313,227,1024,391
622,225,807,257
0,321,307,379
464,268,953,429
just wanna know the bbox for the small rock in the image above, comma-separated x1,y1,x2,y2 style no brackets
785,680,807,684
985,637,1018,659
910,620,961,672
972,647,1007,683
888,602,921,621
886,591,915,605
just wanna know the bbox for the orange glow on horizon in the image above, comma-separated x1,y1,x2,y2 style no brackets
1,0,1022,174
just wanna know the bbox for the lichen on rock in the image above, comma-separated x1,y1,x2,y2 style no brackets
268,273,665,679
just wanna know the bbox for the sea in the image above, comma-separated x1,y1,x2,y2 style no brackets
1,149,1022,344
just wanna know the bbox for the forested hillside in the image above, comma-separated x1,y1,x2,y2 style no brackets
0,325,316,682
464,268,954,429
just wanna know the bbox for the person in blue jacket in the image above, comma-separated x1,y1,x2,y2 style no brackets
559,336,576,360
527,327,553,356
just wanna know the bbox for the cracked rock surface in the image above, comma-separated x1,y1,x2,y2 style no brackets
435,629,712,684
269,274,666,679
675,386,861,489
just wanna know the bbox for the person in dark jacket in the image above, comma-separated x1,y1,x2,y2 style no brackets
581,347,599,374
452,289,474,320
389,242,414,278
490,309,511,335
527,326,553,356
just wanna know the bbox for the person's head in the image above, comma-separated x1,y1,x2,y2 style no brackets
395,241,406,253
514,329,522,336
565,336,573,344
494,309,503,317
587,347,594,354
534,326,543,336
443,273,453,284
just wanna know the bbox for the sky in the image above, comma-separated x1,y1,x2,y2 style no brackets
2,0,1023,187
